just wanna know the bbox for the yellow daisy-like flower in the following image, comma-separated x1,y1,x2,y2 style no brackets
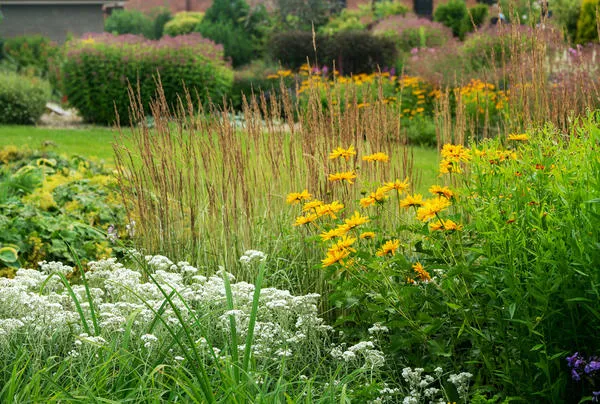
381,178,410,193
439,158,463,175
328,171,357,184
362,152,389,163
440,144,471,163
400,194,424,208
320,229,340,241
344,211,370,230
316,201,344,219
286,189,312,205
376,239,401,257
322,248,351,267
429,219,463,232
293,213,318,226
507,133,529,141
412,262,431,282
359,231,375,239
428,185,454,199
360,188,387,208
328,235,357,254
416,197,452,222
329,145,357,161
302,199,324,212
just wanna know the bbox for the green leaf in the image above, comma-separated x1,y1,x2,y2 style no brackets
0,246,19,263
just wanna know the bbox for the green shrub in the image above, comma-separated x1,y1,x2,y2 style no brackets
269,30,397,74
163,11,204,36
148,7,172,39
319,9,368,35
0,72,50,125
62,34,233,125
434,0,469,39
576,0,599,43
2,35,61,77
374,15,454,51
196,0,268,67
275,0,338,30
104,9,153,37
372,0,409,19
552,0,582,41
468,4,489,28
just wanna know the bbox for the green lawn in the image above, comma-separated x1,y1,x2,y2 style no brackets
0,125,117,163
0,125,440,187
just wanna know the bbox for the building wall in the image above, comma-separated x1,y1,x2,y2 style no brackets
0,4,105,43
125,0,212,13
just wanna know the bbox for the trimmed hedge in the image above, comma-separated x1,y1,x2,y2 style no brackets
269,30,397,74
0,71,51,125
62,33,233,125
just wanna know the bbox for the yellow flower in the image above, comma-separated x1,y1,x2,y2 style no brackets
360,188,387,207
428,185,454,199
412,262,431,282
328,171,357,184
381,178,410,193
316,201,344,219
293,213,318,226
302,199,324,212
400,194,424,208
416,197,452,222
329,145,356,161
344,211,369,230
286,189,312,204
376,239,400,257
359,231,375,239
322,248,351,267
508,133,529,141
439,158,463,175
429,219,463,232
328,235,357,254
320,228,341,241
440,144,471,163
362,152,389,163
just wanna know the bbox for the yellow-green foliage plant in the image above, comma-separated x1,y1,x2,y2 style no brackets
576,0,600,44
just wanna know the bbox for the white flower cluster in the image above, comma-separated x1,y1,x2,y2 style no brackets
372,367,473,404
239,250,267,265
0,254,380,374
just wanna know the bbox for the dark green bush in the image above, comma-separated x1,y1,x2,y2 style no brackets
468,4,489,28
0,71,51,125
104,9,153,37
434,0,469,39
196,0,268,67
269,30,397,74
2,35,61,77
62,34,233,125
149,8,172,39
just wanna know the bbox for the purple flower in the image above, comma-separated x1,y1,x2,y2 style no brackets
567,352,580,368
322,66,329,75
585,361,600,374
593,391,600,403
572,369,581,381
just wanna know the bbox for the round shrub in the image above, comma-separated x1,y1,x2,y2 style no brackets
434,0,469,39
0,71,51,125
62,34,233,125
468,4,489,28
104,9,153,37
163,11,204,36
374,14,453,51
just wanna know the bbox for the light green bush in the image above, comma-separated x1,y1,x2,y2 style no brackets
0,71,50,124
163,11,204,36
576,0,599,43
